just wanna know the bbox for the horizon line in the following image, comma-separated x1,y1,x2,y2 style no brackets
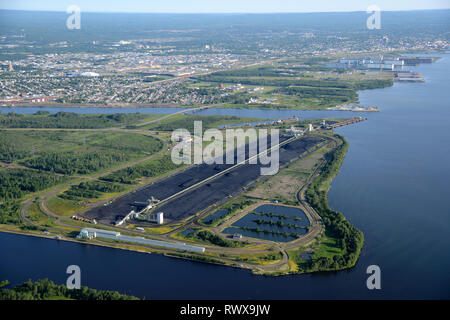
0,8,449,15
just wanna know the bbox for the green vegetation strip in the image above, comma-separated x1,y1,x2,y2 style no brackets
302,135,364,271
0,130,163,174
59,181,126,200
142,114,267,132
183,229,248,248
0,112,150,129
0,168,68,225
0,279,139,300
100,154,182,185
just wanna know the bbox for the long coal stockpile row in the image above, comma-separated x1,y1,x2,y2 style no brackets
84,135,324,224
156,136,324,221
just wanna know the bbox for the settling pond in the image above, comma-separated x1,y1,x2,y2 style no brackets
223,204,310,242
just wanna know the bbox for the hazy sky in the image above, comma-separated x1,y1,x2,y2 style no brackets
0,0,449,13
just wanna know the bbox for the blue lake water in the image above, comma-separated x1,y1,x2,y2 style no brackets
180,228,197,236
202,209,229,225
0,106,187,115
253,204,310,223
1,54,449,299
223,205,310,242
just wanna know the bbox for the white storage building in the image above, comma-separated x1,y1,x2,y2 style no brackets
77,228,205,253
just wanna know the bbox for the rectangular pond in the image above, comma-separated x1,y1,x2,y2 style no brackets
223,204,310,242
201,209,229,225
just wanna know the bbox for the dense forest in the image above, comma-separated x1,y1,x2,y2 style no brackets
273,86,358,105
21,151,129,175
0,169,67,225
0,112,146,129
0,168,66,200
0,279,139,300
0,132,30,162
0,201,21,225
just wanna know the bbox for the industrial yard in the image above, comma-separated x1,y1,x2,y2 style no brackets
83,135,325,224
0,106,363,274
1,7,449,302
0,46,381,274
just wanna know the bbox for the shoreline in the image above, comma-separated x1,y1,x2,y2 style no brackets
2,59,439,278
0,133,355,276
0,228,156,256
0,228,258,273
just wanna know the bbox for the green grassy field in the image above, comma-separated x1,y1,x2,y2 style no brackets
0,130,163,175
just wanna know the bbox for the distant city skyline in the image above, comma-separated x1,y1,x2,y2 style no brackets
0,0,449,13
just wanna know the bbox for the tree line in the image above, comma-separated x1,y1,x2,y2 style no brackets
21,151,129,175
0,112,145,129
0,169,66,201
0,279,139,300
0,169,66,225
304,135,364,271
189,229,248,248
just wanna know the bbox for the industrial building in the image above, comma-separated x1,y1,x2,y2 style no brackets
140,211,164,224
77,228,205,253
363,63,394,70
332,56,406,71
232,233,243,240
114,198,164,226
285,126,304,137
383,59,405,66
77,228,120,240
